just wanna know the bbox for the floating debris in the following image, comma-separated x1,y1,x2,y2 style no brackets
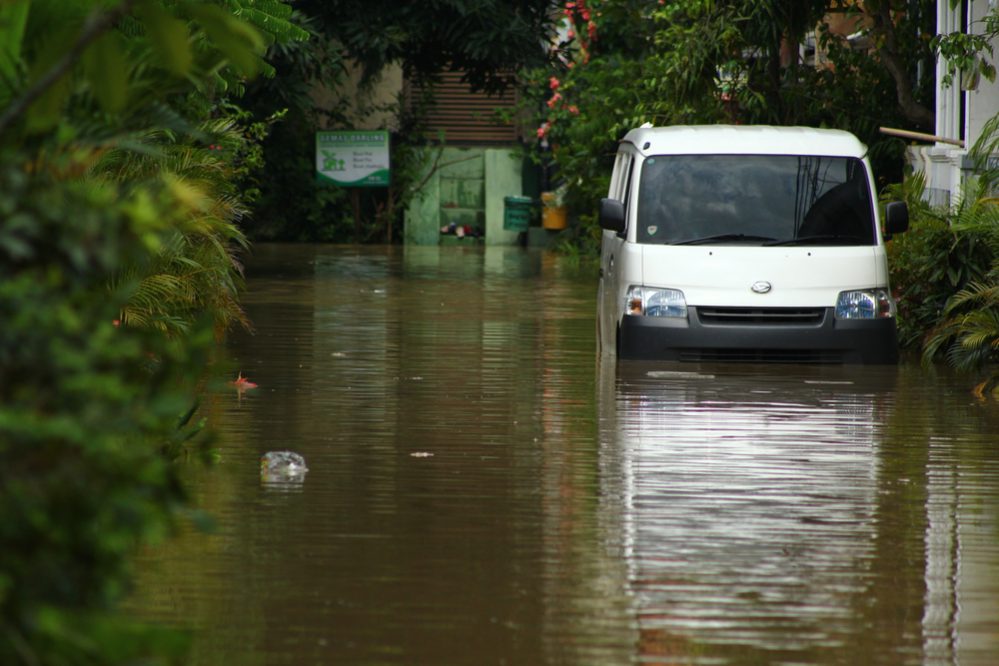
409,452,434,458
230,372,258,391
261,451,308,484
646,370,715,380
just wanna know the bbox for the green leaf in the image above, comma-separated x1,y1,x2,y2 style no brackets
188,4,265,78
0,0,30,83
84,32,128,113
137,2,192,77
23,25,77,133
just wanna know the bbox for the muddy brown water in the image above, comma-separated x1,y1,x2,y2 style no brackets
129,244,999,665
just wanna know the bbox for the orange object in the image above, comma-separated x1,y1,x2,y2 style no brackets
541,191,567,230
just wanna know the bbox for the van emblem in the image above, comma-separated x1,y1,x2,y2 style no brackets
751,281,772,294
646,225,658,236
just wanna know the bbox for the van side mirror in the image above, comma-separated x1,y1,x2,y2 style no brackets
884,201,909,240
599,198,625,233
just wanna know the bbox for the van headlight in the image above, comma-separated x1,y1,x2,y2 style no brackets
626,286,687,318
835,289,895,319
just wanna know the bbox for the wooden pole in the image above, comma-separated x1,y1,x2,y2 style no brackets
879,126,965,147
351,189,361,242
386,187,395,244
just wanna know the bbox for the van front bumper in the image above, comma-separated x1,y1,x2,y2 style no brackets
618,306,898,364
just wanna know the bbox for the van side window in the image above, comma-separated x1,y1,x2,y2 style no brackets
610,153,633,202
609,153,633,234
620,155,634,211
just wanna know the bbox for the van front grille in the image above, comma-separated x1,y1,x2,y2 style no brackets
696,307,826,326
678,348,845,364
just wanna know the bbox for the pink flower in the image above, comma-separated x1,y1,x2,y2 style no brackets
546,92,562,109
569,105,579,115
549,76,560,90
537,122,550,138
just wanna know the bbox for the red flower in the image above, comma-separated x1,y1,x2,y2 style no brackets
549,76,561,90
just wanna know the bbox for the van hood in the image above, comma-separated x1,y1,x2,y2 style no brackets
640,246,884,308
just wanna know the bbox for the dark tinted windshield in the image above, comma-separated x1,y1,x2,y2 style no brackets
636,154,876,245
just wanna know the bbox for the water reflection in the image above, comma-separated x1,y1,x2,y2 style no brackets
127,245,999,666
599,360,999,664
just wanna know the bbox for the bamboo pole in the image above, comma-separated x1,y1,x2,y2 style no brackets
879,126,965,147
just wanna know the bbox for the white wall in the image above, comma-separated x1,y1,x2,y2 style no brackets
909,0,998,207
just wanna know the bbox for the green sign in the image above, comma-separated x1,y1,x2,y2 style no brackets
316,130,390,187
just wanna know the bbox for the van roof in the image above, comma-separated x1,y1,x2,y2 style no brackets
621,125,868,158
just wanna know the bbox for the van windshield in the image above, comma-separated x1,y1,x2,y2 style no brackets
636,154,876,246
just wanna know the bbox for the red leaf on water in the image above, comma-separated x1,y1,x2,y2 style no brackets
230,372,258,391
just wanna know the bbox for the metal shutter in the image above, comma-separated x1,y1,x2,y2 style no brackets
407,71,519,144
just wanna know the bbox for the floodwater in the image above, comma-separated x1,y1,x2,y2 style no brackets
129,244,999,665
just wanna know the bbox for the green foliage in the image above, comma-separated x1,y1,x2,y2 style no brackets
933,7,999,88
92,114,265,337
300,0,555,93
916,190,999,373
886,110,999,390
0,0,303,661
0,153,214,665
523,0,934,250
237,11,356,241
0,0,302,336
887,177,999,361
969,113,999,191
238,2,559,242
924,271,999,372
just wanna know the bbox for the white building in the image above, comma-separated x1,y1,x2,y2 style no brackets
907,0,999,206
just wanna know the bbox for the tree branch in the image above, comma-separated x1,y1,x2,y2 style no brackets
0,0,134,137
869,2,934,130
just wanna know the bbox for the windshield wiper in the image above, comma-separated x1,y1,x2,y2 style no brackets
764,234,870,246
672,233,776,246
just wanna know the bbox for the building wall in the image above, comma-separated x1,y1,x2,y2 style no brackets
309,62,404,131
315,63,527,244
966,1,999,151
908,0,998,207
405,147,525,246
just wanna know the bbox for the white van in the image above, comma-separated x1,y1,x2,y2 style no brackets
597,125,909,364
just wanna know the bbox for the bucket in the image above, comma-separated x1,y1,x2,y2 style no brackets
541,191,568,230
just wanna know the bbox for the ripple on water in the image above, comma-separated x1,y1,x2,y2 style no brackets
128,246,999,666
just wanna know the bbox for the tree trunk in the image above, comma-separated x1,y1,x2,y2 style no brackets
868,2,934,130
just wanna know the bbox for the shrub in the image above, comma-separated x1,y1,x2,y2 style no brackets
0,154,212,665
887,176,998,350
